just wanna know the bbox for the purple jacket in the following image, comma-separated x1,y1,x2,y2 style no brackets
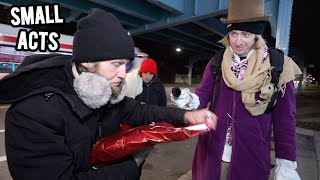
192,58,297,180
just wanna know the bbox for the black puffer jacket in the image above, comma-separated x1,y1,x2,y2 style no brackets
0,54,186,180
135,77,167,107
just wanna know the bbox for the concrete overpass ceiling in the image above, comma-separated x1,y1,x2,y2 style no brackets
136,32,213,54
0,0,233,56
0,0,282,58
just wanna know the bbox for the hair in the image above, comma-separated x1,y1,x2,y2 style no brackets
138,72,158,78
218,34,266,49
77,62,100,73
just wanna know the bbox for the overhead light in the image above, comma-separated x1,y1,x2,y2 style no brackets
176,48,181,52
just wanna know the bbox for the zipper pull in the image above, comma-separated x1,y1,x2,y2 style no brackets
44,92,54,101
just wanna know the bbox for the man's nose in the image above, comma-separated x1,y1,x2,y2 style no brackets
118,65,126,79
236,36,242,44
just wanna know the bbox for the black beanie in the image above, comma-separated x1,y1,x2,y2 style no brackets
72,8,134,62
227,21,265,35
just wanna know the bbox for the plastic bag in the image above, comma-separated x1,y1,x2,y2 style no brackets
90,122,209,167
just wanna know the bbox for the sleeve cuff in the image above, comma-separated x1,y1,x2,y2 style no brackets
274,158,301,180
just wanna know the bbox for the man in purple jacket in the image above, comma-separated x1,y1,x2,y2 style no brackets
171,0,302,179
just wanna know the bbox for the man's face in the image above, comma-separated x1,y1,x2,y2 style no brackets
228,30,256,57
96,59,129,95
141,72,154,83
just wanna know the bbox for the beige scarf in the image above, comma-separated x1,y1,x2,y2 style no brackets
221,38,302,116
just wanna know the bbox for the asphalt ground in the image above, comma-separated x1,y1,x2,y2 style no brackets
1,84,320,180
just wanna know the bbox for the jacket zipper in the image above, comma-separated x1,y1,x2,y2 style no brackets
146,84,150,104
74,149,79,170
97,112,102,138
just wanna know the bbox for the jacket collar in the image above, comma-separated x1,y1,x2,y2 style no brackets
0,54,95,119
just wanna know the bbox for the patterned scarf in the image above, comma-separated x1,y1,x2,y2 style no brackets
221,37,302,116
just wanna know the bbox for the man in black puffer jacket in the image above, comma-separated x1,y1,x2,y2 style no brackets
0,8,217,180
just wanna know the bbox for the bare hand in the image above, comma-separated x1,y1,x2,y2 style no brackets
184,109,217,129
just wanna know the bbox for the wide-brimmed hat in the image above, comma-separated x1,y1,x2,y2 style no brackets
220,0,270,24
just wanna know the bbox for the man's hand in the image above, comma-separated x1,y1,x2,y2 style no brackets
184,109,217,129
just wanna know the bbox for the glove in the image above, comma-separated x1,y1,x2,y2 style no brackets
170,88,200,110
274,158,301,180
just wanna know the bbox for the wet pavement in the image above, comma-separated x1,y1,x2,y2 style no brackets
142,84,320,180
1,84,320,180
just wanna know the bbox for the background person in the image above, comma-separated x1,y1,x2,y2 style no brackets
125,47,148,98
134,58,167,176
135,58,167,107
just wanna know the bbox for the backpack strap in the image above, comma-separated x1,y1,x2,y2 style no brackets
210,48,225,112
265,48,284,113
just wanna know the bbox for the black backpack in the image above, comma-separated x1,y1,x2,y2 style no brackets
210,48,284,113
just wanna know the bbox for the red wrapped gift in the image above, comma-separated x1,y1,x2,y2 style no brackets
90,122,209,167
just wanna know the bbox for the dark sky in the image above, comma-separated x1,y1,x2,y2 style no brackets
291,0,313,64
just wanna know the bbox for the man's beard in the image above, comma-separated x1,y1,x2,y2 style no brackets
109,80,127,104
73,69,126,109
111,82,124,95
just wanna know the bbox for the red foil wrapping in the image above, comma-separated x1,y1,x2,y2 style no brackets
90,122,209,167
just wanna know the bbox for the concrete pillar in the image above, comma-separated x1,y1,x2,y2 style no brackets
297,66,306,95
187,63,193,85
275,0,293,55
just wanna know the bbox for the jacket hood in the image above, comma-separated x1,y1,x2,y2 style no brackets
0,54,73,103
0,53,115,120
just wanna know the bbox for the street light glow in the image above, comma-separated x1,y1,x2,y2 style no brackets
176,48,181,52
